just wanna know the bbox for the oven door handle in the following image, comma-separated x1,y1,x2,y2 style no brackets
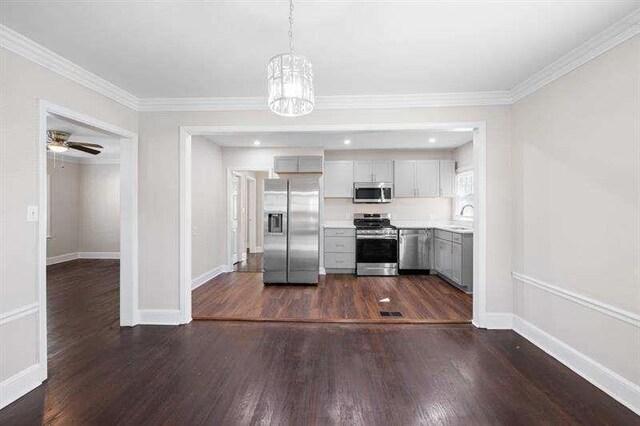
356,235,398,240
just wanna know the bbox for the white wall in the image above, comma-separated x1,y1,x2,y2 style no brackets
79,163,120,253
323,149,454,221
191,137,225,279
511,35,639,389
0,46,137,402
46,160,120,259
47,160,80,257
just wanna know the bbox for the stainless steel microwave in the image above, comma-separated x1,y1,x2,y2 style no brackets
353,182,393,203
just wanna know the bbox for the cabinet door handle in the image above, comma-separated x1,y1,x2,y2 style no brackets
336,244,344,247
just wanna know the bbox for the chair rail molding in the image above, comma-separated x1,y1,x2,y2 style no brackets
0,303,39,326
512,272,640,327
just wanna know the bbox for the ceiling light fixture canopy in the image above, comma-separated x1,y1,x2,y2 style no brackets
267,0,314,117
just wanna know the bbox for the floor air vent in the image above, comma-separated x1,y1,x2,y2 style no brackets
379,311,403,317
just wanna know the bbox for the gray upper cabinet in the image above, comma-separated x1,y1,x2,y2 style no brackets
439,160,455,197
274,156,299,173
274,155,323,174
372,161,394,182
324,161,354,198
394,160,439,197
415,161,440,197
298,156,324,173
394,160,416,197
353,161,393,183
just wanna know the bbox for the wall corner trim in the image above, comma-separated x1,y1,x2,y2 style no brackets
513,315,640,416
0,364,43,410
482,312,514,329
137,309,183,325
191,264,228,290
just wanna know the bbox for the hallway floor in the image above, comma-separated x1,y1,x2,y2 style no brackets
1,260,636,424
233,251,263,272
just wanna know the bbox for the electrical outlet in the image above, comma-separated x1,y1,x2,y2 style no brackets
27,205,39,222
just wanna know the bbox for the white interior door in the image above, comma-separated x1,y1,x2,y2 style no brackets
247,178,257,253
231,174,240,263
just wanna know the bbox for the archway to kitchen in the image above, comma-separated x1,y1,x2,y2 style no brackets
179,123,486,326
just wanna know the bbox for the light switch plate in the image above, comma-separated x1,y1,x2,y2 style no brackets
27,205,39,222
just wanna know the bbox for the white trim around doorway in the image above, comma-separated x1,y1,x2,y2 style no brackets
37,100,139,388
179,122,488,327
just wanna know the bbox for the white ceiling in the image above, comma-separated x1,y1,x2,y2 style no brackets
207,129,472,150
47,115,120,160
1,1,638,98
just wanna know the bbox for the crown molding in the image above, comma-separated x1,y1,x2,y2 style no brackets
510,8,640,103
0,23,139,110
3,8,639,112
138,91,512,112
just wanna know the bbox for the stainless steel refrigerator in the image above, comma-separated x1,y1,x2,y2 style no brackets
263,178,320,284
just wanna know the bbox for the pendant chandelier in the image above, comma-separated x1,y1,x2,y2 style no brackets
267,0,314,117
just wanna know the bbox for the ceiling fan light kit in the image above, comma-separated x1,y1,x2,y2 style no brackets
267,0,314,117
46,130,104,155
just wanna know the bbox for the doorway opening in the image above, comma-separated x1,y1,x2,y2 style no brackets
181,123,486,326
37,101,138,383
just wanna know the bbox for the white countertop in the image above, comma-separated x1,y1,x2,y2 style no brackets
323,220,472,234
392,220,473,234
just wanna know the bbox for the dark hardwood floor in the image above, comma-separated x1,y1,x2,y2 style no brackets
233,251,263,272
193,271,472,323
1,259,637,425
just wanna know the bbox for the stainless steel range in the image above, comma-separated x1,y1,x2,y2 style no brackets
354,213,398,276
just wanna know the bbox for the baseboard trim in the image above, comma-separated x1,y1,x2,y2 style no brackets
513,315,640,416
192,264,228,290
78,252,120,259
319,267,326,275
46,252,79,265
483,312,514,329
138,309,183,325
0,364,43,410
46,252,120,265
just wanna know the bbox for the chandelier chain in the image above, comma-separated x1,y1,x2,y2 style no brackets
288,0,294,54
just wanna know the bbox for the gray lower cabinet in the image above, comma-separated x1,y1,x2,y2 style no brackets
433,229,473,293
324,228,355,273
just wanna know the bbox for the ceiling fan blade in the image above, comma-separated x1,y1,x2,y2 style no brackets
67,142,104,149
69,145,101,155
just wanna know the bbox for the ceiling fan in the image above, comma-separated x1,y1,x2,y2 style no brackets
46,130,104,155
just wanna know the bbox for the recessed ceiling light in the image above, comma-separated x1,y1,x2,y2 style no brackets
343,139,351,145
429,138,436,143
254,140,261,146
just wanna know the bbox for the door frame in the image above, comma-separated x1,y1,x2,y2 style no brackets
225,168,273,269
229,171,242,264
37,100,139,382
246,175,257,253
179,122,486,327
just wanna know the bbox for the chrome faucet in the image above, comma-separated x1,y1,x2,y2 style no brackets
460,204,474,216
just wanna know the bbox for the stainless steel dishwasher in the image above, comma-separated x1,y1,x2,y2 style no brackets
398,229,433,270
